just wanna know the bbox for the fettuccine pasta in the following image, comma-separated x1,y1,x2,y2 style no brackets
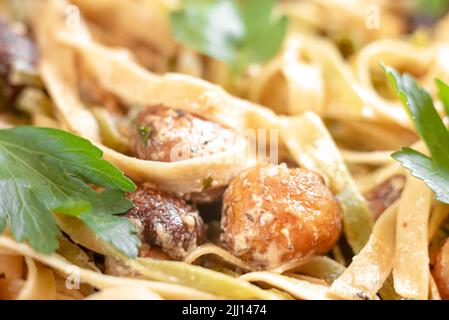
0,0,448,301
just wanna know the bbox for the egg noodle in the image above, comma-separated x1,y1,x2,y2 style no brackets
0,0,449,300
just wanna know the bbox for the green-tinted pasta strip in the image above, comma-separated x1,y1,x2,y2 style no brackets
124,257,284,300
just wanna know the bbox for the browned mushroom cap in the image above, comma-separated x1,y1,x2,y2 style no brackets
125,186,205,260
131,104,238,203
0,18,39,108
364,175,405,220
432,238,449,300
221,163,342,270
132,104,235,162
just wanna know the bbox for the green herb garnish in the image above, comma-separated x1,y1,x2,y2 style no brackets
202,175,214,190
385,66,449,204
436,78,449,116
417,0,449,19
0,126,140,257
139,126,152,147
170,0,287,74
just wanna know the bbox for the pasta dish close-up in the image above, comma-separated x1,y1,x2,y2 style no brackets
1,0,449,302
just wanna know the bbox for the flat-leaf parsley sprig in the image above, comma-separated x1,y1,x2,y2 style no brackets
0,126,140,257
385,66,449,204
170,0,288,74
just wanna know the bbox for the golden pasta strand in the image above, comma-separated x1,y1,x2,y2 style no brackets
17,257,57,300
393,175,432,300
329,202,398,300
240,272,331,300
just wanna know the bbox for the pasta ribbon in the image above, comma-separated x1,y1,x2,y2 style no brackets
86,286,162,300
329,202,398,300
0,235,217,300
240,272,331,300
125,258,283,300
295,256,346,284
393,175,432,300
183,244,252,272
17,257,57,300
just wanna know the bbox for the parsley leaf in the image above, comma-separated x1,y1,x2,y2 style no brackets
436,78,449,117
417,0,449,18
392,147,449,203
170,0,287,73
385,66,449,204
385,66,449,168
0,126,140,257
239,0,287,65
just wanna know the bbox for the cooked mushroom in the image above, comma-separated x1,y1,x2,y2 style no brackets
221,163,342,270
125,185,205,260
